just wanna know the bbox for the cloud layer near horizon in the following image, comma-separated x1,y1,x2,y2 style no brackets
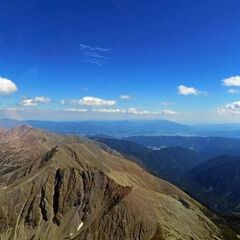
2,74,240,122
21,96,51,106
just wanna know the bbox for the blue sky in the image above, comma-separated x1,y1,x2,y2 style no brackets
1,0,240,123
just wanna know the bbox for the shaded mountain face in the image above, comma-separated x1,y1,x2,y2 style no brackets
0,126,238,240
93,137,240,220
182,155,240,215
126,136,240,160
142,147,201,182
89,137,201,184
88,137,151,159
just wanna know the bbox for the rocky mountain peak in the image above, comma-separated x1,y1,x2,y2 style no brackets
0,128,238,240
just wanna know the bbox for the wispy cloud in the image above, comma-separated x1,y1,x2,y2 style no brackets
92,108,152,115
80,44,112,66
1,107,25,111
80,44,111,52
64,108,88,112
0,77,18,95
83,52,109,65
61,96,116,107
178,85,206,96
127,108,158,115
93,108,126,113
21,96,51,106
120,95,133,100
80,86,89,92
227,88,240,94
160,101,175,106
93,108,177,115
160,109,177,115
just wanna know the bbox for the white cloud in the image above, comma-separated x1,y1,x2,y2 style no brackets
92,108,156,115
227,88,240,94
21,96,51,106
127,108,157,115
0,77,18,95
21,99,38,106
64,108,87,112
33,96,51,103
178,85,203,95
160,101,175,106
61,96,116,107
120,95,133,100
225,101,240,110
160,109,177,115
217,101,240,115
93,108,126,113
222,76,240,87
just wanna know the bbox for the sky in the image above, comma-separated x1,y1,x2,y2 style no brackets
1,0,240,123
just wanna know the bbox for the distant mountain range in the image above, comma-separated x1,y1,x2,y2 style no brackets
2,118,240,138
126,135,240,160
0,119,195,136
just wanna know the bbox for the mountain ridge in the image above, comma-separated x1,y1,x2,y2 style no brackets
0,126,238,239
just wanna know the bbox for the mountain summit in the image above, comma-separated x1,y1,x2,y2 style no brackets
0,126,238,240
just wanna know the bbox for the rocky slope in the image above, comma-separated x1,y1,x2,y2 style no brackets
0,126,238,240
